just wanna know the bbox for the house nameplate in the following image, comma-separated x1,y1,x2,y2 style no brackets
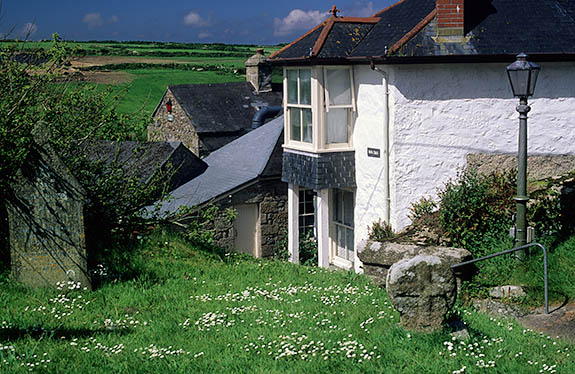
367,148,381,158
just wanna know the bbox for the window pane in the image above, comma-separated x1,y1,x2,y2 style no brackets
287,70,298,104
303,215,314,228
302,108,313,143
300,69,311,105
343,191,354,226
337,226,346,258
327,69,351,105
326,108,348,144
290,108,301,141
345,228,354,260
333,190,341,223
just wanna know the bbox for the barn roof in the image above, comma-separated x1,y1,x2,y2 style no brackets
165,82,282,134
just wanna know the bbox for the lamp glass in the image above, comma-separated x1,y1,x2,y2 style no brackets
506,53,541,98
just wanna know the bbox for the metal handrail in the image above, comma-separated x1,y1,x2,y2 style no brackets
451,242,549,314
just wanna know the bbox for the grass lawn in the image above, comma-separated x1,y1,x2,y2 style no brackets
0,231,572,373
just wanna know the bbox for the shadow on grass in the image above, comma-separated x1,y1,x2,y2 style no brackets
0,325,132,341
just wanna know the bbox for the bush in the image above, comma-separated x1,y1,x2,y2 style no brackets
274,229,318,266
438,168,515,255
367,219,395,241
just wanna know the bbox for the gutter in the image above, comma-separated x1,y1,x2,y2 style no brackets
369,60,391,225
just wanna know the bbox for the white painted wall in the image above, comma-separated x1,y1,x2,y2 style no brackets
388,62,575,230
351,62,575,263
352,65,391,254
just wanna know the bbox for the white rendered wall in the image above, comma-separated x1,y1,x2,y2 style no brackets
388,62,575,230
352,65,391,258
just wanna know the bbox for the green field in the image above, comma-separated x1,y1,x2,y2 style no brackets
112,69,245,116
0,231,572,374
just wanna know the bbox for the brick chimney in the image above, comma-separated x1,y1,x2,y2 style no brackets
245,48,273,93
436,0,464,37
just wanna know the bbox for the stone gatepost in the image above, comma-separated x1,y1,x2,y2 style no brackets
6,124,91,289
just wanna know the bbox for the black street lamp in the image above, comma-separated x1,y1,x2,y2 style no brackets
506,53,541,253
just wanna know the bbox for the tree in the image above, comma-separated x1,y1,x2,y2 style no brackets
1,36,164,274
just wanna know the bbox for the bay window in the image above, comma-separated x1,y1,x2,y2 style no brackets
284,66,355,151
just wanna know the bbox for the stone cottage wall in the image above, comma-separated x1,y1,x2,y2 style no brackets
148,89,200,155
209,179,287,258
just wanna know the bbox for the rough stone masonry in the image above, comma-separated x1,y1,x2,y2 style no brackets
6,124,91,288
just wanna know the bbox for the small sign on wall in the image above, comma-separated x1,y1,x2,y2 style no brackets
167,114,174,122
367,148,381,158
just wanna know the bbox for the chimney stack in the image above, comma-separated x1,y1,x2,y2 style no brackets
245,48,273,93
436,0,464,37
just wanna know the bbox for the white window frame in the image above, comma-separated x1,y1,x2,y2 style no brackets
298,189,316,237
284,67,314,150
321,66,355,150
330,188,354,270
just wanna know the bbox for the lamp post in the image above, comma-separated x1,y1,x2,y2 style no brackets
506,53,541,253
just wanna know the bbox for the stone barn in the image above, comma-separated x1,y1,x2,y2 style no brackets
148,50,282,157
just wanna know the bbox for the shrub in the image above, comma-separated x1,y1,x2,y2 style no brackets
367,219,395,241
409,196,438,221
438,169,515,255
273,229,318,266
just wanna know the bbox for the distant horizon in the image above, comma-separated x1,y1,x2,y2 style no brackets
0,38,286,47
0,0,395,45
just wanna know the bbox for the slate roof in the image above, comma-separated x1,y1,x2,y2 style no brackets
164,82,282,134
83,141,207,190
270,0,575,63
150,116,284,216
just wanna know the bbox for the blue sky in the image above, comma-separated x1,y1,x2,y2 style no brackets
1,0,395,44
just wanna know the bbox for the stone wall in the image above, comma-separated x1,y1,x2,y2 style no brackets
209,179,287,258
148,89,200,155
467,154,575,180
7,141,91,288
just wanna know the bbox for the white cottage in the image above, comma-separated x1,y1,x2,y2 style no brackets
269,0,575,271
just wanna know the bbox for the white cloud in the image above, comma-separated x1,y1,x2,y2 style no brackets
197,32,212,40
346,1,376,17
82,12,103,28
183,11,209,27
273,9,329,37
109,15,119,24
21,22,38,38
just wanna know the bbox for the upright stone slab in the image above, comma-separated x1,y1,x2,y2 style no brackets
386,255,457,331
6,124,91,288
